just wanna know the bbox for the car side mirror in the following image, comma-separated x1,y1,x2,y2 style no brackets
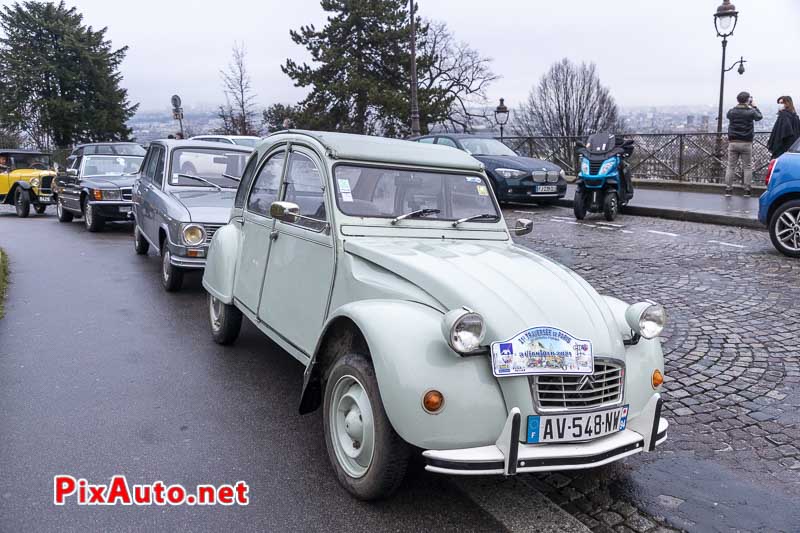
514,218,533,236
67,168,78,176
270,201,300,223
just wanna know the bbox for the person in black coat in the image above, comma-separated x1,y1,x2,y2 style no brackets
767,96,800,159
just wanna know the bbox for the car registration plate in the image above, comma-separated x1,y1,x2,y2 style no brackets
527,405,628,443
535,185,557,193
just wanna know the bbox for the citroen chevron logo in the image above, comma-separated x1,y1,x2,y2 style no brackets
578,375,596,391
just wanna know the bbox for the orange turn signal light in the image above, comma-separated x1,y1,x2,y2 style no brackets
92,189,103,201
422,390,444,413
652,369,664,389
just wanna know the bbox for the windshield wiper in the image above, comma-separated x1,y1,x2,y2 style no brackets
176,173,222,191
451,213,499,227
390,208,441,225
221,173,241,182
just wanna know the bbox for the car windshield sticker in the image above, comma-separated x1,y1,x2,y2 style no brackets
337,178,353,202
490,327,593,377
171,173,180,184
465,176,482,183
476,185,489,196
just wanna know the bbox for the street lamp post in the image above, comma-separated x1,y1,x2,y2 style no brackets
714,0,740,134
409,0,421,136
494,98,509,142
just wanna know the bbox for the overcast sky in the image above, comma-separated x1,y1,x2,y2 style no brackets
15,0,800,112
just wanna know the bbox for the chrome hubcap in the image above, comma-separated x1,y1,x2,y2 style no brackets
330,375,374,478
85,203,93,226
209,296,223,331
776,207,800,252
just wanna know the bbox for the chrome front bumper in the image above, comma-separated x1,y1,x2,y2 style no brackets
423,397,667,476
170,255,206,269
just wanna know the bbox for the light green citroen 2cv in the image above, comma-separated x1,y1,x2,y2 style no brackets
202,130,668,500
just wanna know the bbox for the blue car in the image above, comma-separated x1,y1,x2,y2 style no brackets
758,138,800,257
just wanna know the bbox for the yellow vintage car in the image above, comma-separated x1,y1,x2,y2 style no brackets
0,149,57,217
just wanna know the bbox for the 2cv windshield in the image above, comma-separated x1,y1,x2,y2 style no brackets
333,165,500,221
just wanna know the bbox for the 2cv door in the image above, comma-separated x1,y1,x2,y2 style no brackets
257,148,335,356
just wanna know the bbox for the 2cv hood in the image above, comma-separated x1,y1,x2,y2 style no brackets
170,189,236,224
344,238,624,356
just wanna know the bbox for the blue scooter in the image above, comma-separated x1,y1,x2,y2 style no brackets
574,133,635,221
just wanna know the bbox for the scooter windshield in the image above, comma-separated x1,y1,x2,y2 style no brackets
586,133,617,154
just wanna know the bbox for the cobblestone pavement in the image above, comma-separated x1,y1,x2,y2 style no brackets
506,205,800,533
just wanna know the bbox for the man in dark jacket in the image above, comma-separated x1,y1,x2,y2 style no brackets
725,91,763,197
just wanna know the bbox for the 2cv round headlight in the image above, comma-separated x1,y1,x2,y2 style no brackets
182,224,206,246
441,308,486,354
625,302,667,339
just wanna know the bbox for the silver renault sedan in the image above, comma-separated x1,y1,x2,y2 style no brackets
131,139,253,291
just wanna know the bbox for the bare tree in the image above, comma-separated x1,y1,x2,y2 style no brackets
219,42,258,135
419,21,498,132
513,58,618,138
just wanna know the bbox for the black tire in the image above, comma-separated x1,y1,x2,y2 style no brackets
603,191,619,222
323,352,410,500
208,294,243,345
34,204,47,215
160,242,184,292
14,189,31,218
768,199,800,258
56,200,73,222
82,196,104,232
133,224,150,255
573,189,587,220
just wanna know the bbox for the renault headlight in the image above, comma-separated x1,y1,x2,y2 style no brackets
182,224,206,246
625,302,667,339
441,308,486,354
495,168,528,180
30,178,40,188
580,158,590,175
598,158,617,176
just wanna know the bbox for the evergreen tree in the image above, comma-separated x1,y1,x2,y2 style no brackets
0,1,138,149
282,0,449,137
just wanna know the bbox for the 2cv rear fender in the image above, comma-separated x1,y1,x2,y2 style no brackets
202,222,241,304
310,299,508,450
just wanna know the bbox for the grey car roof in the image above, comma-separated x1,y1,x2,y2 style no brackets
265,130,484,172
416,133,498,140
152,139,254,151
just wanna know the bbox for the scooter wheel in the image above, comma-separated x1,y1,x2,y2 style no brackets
603,192,619,221
573,190,587,220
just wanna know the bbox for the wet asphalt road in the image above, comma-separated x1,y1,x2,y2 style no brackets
0,212,505,532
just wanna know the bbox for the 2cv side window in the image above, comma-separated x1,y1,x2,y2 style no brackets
247,152,286,216
234,153,259,209
284,152,328,231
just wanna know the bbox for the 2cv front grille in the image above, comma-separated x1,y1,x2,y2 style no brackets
531,359,624,412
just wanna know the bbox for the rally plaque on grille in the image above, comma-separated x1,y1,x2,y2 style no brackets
490,327,593,377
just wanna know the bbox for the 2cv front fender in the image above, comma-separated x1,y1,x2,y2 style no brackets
202,222,241,304
307,299,507,450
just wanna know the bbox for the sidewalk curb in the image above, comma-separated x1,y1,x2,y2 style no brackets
554,199,764,230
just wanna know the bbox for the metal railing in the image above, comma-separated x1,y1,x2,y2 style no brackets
502,132,773,185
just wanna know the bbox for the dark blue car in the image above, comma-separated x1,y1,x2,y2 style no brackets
412,134,567,204
758,137,800,257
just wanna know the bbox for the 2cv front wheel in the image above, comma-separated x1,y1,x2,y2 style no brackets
323,352,410,500
208,294,242,345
